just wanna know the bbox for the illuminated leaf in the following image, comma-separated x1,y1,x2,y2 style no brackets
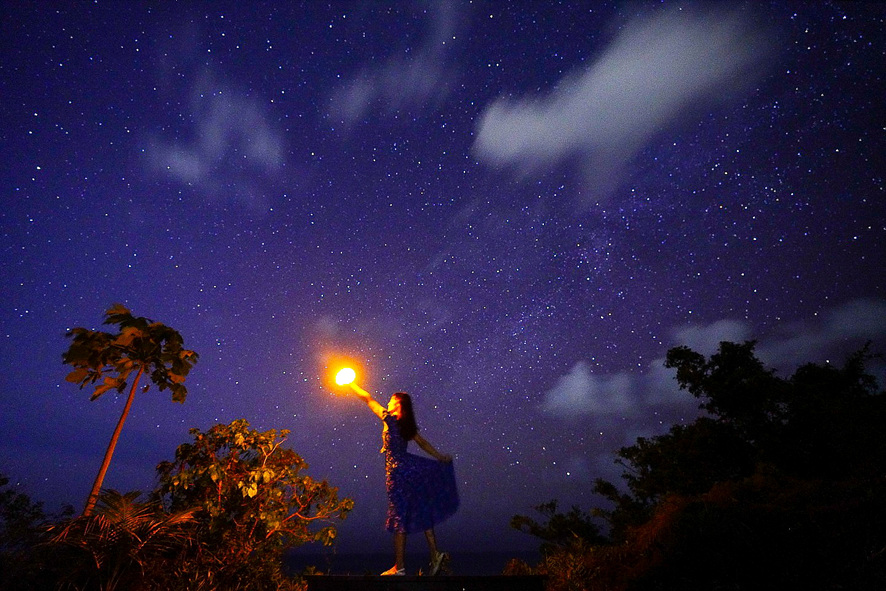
90,384,113,400
105,303,129,316
66,367,89,383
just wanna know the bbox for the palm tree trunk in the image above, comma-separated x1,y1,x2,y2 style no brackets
83,365,144,516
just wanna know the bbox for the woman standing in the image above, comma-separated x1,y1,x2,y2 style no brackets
354,389,459,576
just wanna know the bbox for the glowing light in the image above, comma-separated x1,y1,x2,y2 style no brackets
335,367,356,386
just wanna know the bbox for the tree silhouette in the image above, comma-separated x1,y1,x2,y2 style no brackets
514,342,886,589
511,500,605,556
63,304,198,516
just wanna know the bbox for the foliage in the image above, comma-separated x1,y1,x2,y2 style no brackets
153,419,353,589
505,537,599,591
0,473,47,554
63,304,198,403
0,473,73,590
591,416,756,541
2,419,351,591
664,341,787,443
599,467,886,590
595,341,886,537
510,500,605,556
63,304,198,515
513,342,886,590
44,489,196,591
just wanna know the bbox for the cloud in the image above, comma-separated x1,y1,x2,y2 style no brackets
541,319,751,418
672,319,752,356
328,2,460,127
542,298,886,418
543,361,636,417
147,69,285,210
758,298,886,367
665,298,886,370
542,358,689,420
473,6,771,200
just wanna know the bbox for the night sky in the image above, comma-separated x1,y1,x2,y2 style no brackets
2,2,885,555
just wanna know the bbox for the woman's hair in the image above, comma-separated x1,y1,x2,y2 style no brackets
393,392,418,440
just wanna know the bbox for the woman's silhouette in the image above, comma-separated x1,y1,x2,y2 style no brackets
354,389,459,575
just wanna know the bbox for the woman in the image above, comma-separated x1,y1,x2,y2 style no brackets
354,389,459,576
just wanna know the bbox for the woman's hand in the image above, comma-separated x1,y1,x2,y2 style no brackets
414,433,452,462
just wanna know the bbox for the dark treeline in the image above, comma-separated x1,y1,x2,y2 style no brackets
508,341,886,590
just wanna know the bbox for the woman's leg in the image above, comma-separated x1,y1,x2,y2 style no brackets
425,528,449,575
394,532,407,570
424,528,439,558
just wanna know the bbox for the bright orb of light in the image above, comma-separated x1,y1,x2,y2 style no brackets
335,367,356,386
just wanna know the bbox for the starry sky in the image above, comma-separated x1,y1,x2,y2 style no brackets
2,1,885,555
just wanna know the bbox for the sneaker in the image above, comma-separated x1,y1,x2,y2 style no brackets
381,565,406,576
429,551,449,576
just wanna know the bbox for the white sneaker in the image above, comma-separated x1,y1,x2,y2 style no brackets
429,551,449,576
381,565,406,576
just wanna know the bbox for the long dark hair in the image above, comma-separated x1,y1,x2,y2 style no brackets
394,392,418,441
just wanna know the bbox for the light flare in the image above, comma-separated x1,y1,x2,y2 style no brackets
335,367,356,386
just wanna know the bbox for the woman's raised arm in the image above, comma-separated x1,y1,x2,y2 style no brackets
354,388,386,419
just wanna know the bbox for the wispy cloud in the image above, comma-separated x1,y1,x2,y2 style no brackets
544,362,636,416
328,1,460,127
474,6,772,202
542,298,886,419
672,319,752,357
147,68,285,210
757,298,886,367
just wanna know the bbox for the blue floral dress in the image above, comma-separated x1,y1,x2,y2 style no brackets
381,411,459,534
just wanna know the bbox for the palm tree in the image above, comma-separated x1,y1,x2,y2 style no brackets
46,490,196,591
63,304,198,516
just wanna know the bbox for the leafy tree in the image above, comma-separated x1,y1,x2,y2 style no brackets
0,473,46,555
0,473,72,590
663,341,886,480
595,342,885,534
45,489,196,591
778,346,886,479
619,418,754,500
63,304,198,515
515,342,886,589
511,500,605,556
664,340,787,443
153,419,353,589
610,343,886,587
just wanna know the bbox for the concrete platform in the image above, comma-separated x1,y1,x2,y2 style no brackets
304,574,547,591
